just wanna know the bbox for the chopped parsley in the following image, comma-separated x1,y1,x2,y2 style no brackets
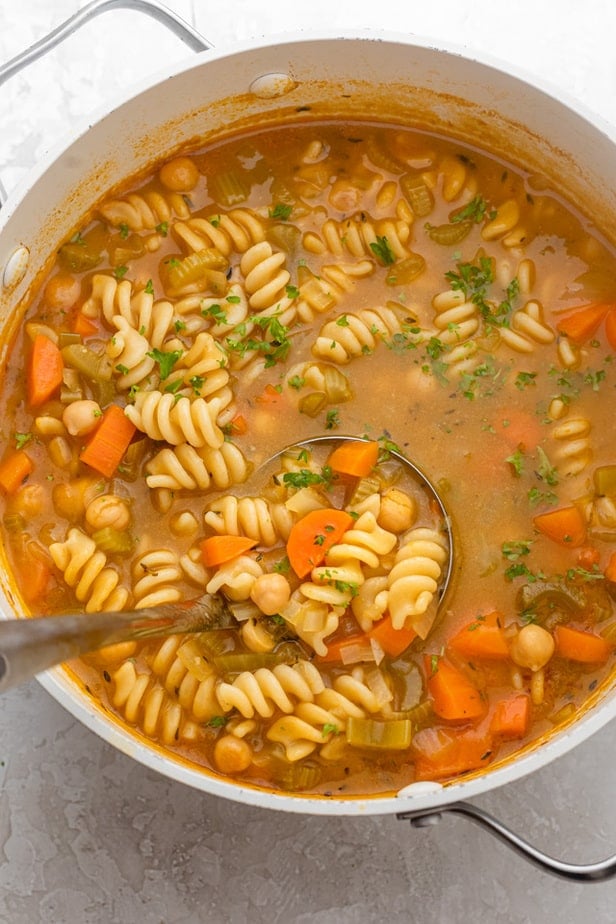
114,265,128,279
281,465,335,490
269,203,293,221
287,375,305,391
202,303,228,324
156,221,169,236
118,223,129,239
535,446,559,486
146,347,183,380
506,448,525,476
515,371,537,391
451,195,490,224
286,284,300,299
501,540,533,561
369,235,396,266
325,408,340,430
144,279,155,295
206,716,228,728
14,432,32,450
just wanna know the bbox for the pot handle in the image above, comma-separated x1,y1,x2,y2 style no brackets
397,801,616,882
0,0,212,206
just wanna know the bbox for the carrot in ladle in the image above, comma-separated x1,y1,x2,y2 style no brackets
327,440,379,478
286,507,353,578
201,535,258,567
0,450,33,494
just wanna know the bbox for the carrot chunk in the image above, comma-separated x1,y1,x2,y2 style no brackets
73,311,99,338
369,613,417,657
533,504,587,547
491,693,531,739
0,451,33,494
327,440,379,478
448,611,510,660
412,725,493,780
79,404,136,478
425,656,486,723
605,309,616,351
554,625,612,664
556,303,611,344
201,535,258,567
286,508,353,578
605,552,616,584
27,334,64,406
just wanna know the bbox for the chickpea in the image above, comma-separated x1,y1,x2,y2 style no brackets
377,487,416,533
159,156,199,192
44,273,80,310
213,734,253,774
6,484,45,521
85,494,131,532
250,572,291,616
62,400,102,437
52,478,101,522
509,624,555,672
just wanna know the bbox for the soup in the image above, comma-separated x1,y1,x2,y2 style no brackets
1,120,615,797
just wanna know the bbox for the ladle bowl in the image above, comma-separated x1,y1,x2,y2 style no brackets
0,435,453,693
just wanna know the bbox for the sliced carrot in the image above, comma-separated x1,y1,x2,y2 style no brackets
73,311,99,338
201,535,258,567
368,613,417,657
79,404,136,478
448,611,510,660
554,625,612,663
318,632,373,664
286,508,353,578
491,693,531,739
605,551,616,583
424,656,486,723
412,725,493,781
228,413,248,436
27,334,64,406
533,504,587,547
0,451,33,494
255,383,284,405
556,303,611,344
577,546,601,570
497,410,542,453
327,440,379,478
14,549,51,605
605,309,616,351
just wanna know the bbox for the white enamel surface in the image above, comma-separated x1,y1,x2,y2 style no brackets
2,2,616,918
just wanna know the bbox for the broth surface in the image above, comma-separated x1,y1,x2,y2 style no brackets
1,121,616,796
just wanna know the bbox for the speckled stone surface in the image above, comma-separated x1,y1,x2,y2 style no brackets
1,2,616,921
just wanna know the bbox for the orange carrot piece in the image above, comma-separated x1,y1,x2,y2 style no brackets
577,546,601,570
73,311,98,338
27,334,64,407
491,693,531,739
228,413,248,435
255,383,284,405
556,303,610,344
605,552,616,583
425,656,486,723
412,725,493,780
201,535,258,567
533,504,587,547
497,410,542,452
286,508,353,578
448,611,509,660
605,309,616,351
554,625,612,664
79,404,136,478
15,548,51,605
328,440,379,478
368,613,417,657
0,451,33,494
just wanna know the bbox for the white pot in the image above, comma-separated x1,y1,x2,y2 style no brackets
1,9,615,855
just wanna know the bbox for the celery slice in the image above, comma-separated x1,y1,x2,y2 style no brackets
594,465,616,496
400,174,434,217
425,220,473,246
211,652,281,674
275,760,323,791
208,169,250,207
92,527,134,555
345,716,412,750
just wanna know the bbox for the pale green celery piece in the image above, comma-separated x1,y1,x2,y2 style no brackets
267,223,301,253
210,651,281,674
425,220,473,246
386,252,426,285
60,386,83,404
58,241,102,273
275,760,323,791
208,169,250,207
61,343,112,382
118,439,148,482
2,513,25,533
348,475,381,507
57,332,82,349
345,716,412,749
91,527,134,555
321,365,352,402
400,173,434,217
298,392,328,417
165,248,228,291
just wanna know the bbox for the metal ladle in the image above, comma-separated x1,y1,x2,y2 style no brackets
0,435,453,693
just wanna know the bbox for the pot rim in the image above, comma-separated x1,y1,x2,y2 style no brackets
3,28,616,815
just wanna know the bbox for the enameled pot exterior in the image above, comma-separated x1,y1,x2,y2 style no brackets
1,30,616,817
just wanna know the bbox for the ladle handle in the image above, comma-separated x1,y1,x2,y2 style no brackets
0,596,225,693
398,802,616,882
0,0,212,205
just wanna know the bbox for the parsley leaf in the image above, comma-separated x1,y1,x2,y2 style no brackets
451,195,489,224
146,347,183,380
14,432,32,450
369,235,396,266
269,203,293,220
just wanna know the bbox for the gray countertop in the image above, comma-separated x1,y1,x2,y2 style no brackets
1,2,616,921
